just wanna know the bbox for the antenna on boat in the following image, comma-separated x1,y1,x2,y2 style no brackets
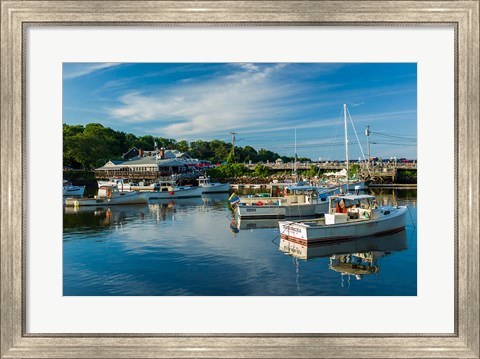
343,104,349,178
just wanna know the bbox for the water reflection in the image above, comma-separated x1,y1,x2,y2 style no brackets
63,204,149,232
235,218,279,230
63,188,416,296
279,230,408,260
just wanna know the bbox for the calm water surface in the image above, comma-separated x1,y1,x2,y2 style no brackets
63,188,417,296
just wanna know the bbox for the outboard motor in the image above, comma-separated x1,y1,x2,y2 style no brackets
354,185,361,195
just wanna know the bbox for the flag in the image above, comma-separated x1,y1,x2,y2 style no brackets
228,192,240,207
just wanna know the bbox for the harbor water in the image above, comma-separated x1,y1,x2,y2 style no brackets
63,188,417,296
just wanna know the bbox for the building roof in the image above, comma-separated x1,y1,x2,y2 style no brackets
95,156,188,170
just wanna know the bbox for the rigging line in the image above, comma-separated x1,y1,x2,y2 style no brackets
372,130,417,138
346,107,371,176
371,132,417,141
407,206,416,231
325,108,343,161
371,142,417,147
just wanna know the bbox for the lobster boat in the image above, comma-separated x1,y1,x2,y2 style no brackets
278,194,407,246
65,185,147,206
198,176,230,193
236,186,336,219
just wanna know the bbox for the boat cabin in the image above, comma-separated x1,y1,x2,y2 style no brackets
198,176,211,186
325,194,375,225
97,185,122,198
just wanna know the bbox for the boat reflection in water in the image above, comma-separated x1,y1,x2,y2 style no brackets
279,230,408,268
64,196,205,228
235,218,280,230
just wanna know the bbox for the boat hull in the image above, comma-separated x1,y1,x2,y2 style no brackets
339,181,365,192
65,193,147,206
137,187,203,199
63,186,85,197
236,201,329,219
201,183,230,193
236,205,286,219
279,206,407,246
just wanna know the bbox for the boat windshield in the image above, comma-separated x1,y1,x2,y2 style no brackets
329,196,373,212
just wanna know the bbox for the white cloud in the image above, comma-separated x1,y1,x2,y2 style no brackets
107,64,303,137
64,63,121,79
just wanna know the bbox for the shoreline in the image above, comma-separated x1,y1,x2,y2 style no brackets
366,183,417,189
230,182,417,190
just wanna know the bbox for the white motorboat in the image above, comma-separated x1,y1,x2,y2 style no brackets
63,180,85,197
198,176,230,193
97,178,155,192
137,178,203,200
236,186,335,219
65,185,147,207
278,193,407,245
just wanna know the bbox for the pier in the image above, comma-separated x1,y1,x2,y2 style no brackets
244,161,416,183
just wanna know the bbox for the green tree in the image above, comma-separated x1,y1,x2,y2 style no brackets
177,140,190,153
253,164,270,177
242,146,258,163
210,140,230,162
257,148,278,162
226,152,235,165
348,163,360,179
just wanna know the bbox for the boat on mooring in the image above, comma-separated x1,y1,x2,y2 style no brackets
63,180,85,197
97,178,156,192
65,185,148,207
198,176,230,193
278,193,407,245
235,186,337,219
136,178,203,200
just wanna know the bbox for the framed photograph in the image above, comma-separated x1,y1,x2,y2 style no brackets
1,1,479,358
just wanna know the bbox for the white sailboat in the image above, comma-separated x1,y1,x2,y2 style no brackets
324,104,366,191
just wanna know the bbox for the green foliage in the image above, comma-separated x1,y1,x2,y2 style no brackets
348,163,360,179
305,164,317,177
257,148,277,162
253,164,270,177
226,152,235,165
242,146,258,162
397,169,417,184
207,163,248,179
64,122,312,170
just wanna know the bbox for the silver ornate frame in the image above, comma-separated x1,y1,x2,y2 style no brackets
1,1,479,358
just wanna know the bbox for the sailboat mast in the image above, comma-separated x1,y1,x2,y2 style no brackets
294,128,297,176
344,103,349,177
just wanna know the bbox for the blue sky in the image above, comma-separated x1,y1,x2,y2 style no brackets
63,63,417,160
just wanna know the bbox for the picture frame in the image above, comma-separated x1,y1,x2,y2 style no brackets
1,1,478,358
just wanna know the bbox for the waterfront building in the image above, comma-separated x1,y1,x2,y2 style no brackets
95,147,210,180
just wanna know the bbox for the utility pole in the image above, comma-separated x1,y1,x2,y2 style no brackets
230,132,237,160
365,125,371,167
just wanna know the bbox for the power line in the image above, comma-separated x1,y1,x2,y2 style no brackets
371,131,417,141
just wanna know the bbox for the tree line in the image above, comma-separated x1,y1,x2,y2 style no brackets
63,123,310,170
